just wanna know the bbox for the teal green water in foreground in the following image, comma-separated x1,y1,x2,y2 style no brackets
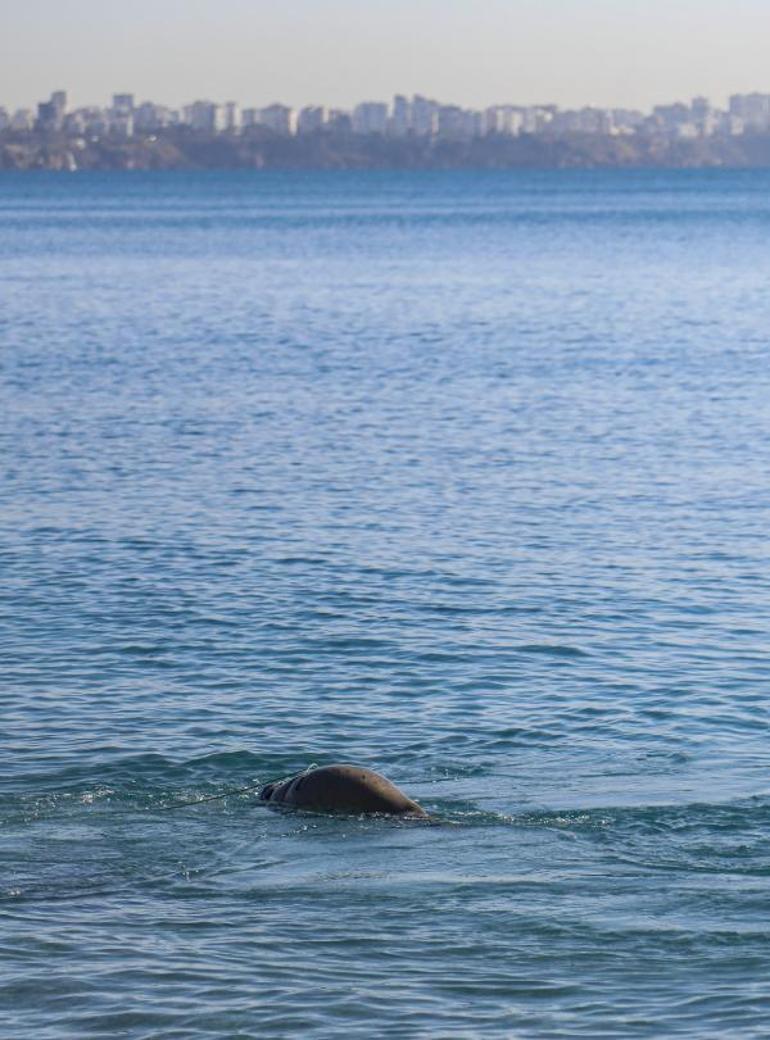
2,170,770,1038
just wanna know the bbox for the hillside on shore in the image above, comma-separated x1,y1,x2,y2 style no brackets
6,127,770,171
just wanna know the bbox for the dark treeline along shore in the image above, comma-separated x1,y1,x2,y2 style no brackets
7,125,770,170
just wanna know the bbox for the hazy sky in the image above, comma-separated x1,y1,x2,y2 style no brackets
5,0,770,113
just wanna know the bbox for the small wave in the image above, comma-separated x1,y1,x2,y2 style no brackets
424,793,770,834
0,750,305,821
517,643,589,658
274,555,329,566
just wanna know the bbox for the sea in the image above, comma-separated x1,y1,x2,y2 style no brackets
2,169,770,1038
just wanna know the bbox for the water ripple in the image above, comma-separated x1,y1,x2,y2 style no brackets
4,169,770,1037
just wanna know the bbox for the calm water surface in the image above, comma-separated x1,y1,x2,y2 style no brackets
2,169,770,1037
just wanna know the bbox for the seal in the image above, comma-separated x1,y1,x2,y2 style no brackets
259,764,426,817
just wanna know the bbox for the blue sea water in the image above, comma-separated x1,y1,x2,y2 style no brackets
2,168,770,1038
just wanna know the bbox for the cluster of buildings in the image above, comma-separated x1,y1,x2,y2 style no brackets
4,90,770,141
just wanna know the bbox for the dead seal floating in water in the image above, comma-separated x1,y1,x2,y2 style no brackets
259,764,426,817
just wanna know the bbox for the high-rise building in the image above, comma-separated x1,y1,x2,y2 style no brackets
35,91,68,132
555,107,614,134
35,102,59,132
484,106,504,135
259,104,295,135
297,106,327,134
109,93,135,136
411,95,437,137
611,109,645,134
464,109,483,138
112,94,135,115
390,95,411,136
352,102,388,135
10,109,34,131
690,97,710,121
436,105,477,140
728,93,770,130
484,106,523,136
183,100,226,133
651,102,691,132
224,102,241,132
111,114,134,138
689,97,716,136
327,109,353,133
134,102,162,132
518,107,553,134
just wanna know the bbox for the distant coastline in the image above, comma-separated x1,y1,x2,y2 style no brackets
6,127,770,171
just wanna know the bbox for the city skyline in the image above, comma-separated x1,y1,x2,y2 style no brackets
8,84,770,171
10,87,770,140
11,84,770,119
5,0,770,114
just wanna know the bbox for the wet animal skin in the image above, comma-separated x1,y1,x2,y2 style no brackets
260,764,426,816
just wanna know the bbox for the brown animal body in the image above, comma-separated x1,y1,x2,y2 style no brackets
259,764,426,817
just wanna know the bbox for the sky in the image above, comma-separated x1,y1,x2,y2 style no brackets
4,0,770,113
